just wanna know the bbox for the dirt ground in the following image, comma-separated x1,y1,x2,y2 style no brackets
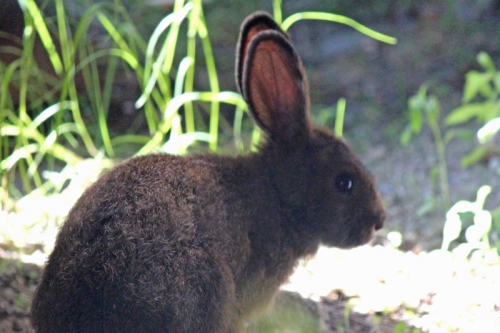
0,259,40,333
0,256,403,333
2,247,500,332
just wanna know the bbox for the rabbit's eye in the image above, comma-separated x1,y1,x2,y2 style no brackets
335,173,353,195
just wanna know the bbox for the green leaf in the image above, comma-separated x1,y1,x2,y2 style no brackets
477,118,500,144
410,107,423,133
426,95,440,124
393,322,409,333
463,71,493,102
443,128,474,146
476,185,492,208
494,72,500,92
480,102,498,123
442,213,462,250
445,103,489,125
465,225,485,244
400,125,413,146
448,200,476,215
474,210,492,232
490,102,500,121
477,52,496,72
461,146,490,167
479,83,494,99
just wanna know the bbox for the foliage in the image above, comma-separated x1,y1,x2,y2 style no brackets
441,185,499,263
400,52,500,215
392,321,422,333
1,0,243,205
400,85,452,212
445,52,500,249
401,53,500,261
446,52,500,167
1,0,395,211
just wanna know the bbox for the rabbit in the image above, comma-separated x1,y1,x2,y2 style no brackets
30,11,385,333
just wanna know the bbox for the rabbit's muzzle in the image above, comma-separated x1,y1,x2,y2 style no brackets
373,211,385,231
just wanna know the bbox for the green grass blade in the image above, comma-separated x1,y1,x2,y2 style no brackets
137,3,192,109
335,98,346,137
233,105,245,152
67,76,98,156
21,0,64,74
76,48,138,71
144,2,192,75
163,132,213,155
110,135,152,147
282,12,397,44
55,0,72,73
54,122,80,148
15,6,42,190
174,57,194,97
1,60,22,112
86,42,115,157
138,91,246,155
135,3,193,134
272,0,283,25
1,143,39,172
31,101,75,130
197,13,221,151
97,12,134,55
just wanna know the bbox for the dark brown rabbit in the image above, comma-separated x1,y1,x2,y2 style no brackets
31,12,385,333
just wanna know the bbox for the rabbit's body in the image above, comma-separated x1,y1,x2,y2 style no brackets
32,152,312,332
31,12,385,333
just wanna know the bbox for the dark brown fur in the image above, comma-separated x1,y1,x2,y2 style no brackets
31,12,385,333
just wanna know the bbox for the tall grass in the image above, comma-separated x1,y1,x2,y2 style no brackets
1,0,395,214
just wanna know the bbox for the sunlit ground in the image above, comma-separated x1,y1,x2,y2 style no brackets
285,246,500,332
1,159,499,333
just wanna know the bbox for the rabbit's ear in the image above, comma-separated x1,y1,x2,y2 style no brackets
242,31,311,142
236,12,288,94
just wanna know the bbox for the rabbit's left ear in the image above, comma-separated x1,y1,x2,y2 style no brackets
240,31,311,142
235,12,288,94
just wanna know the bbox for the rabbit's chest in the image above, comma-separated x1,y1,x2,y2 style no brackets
235,251,297,324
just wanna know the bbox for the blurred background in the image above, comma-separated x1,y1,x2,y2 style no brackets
1,1,500,332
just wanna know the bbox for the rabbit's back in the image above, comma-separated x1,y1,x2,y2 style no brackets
31,154,254,332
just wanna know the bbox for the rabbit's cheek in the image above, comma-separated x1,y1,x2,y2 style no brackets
341,225,373,248
317,216,358,248
330,209,379,248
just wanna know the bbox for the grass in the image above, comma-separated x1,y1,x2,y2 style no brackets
1,0,396,211
1,0,235,202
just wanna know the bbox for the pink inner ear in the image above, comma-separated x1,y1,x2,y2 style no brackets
248,41,303,133
242,23,275,71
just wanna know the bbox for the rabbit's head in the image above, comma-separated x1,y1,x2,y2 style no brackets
236,12,385,249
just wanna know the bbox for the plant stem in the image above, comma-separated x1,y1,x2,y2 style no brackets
429,120,450,211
